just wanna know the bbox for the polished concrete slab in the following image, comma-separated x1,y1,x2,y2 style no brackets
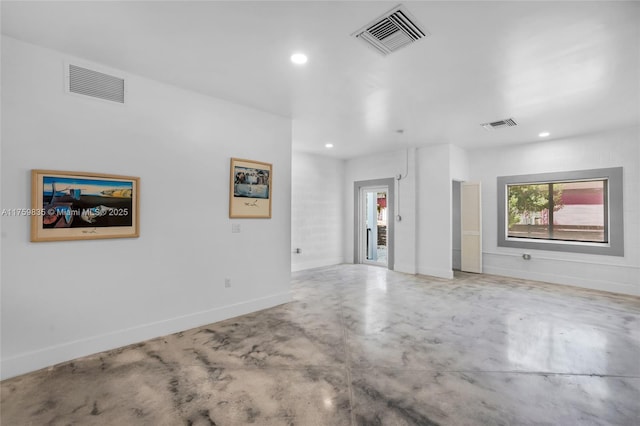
2,265,639,425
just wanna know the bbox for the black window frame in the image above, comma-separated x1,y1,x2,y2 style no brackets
506,179,608,243
497,167,624,256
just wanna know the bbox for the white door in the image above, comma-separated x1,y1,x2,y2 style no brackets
359,186,388,267
461,181,482,273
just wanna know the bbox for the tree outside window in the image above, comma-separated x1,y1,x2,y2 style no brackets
507,180,605,243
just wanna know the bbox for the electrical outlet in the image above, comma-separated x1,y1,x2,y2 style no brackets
224,278,231,288
232,224,241,233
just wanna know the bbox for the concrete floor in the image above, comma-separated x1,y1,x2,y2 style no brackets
2,265,639,425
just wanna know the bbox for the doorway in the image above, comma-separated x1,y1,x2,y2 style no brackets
452,180,462,271
362,187,388,266
453,180,483,274
354,178,395,270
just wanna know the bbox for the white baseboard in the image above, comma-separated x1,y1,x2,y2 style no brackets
417,265,454,279
0,291,291,380
484,264,640,296
394,262,417,274
482,252,639,296
291,256,343,272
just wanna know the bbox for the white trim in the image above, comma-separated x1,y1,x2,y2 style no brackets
483,251,639,269
394,262,417,274
417,265,454,279
482,251,639,296
483,265,639,297
291,257,343,272
0,291,291,380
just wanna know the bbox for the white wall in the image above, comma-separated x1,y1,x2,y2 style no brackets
291,152,344,271
416,145,454,278
450,144,470,182
342,145,466,278
469,127,640,296
0,37,292,379
340,134,638,296
343,149,417,274
450,144,470,272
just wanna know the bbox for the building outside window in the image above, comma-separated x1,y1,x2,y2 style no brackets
507,179,606,243
497,167,623,256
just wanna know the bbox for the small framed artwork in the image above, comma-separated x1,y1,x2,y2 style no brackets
31,169,140,242
229,158,272,218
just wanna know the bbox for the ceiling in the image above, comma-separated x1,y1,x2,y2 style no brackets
2,1,639,159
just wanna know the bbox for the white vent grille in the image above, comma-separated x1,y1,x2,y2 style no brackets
481,118,518,131
68,64,125,103
352,5,429,56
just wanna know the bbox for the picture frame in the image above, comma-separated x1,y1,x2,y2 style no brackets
229,158,272,218
31,169,140,242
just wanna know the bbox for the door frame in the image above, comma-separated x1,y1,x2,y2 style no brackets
354,178,395,270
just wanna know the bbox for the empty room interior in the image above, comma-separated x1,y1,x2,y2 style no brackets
1,1,639,425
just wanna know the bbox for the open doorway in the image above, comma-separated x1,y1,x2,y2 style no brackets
452,180,462,271
354,178,395,270
362,187,388,266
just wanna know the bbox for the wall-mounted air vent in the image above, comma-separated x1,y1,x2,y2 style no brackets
481,118,518,131
68,64,125,103
352,4,429,56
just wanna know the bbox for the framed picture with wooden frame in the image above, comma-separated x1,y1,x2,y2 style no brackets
229,158,272,218
31,169,140,242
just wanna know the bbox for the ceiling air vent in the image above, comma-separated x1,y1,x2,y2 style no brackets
68,64,125,103
481,118,518,131
352,4,429,56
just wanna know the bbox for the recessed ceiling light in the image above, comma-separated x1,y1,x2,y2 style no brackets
539,132,550,137
325,143,334,148
290,53,308,65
